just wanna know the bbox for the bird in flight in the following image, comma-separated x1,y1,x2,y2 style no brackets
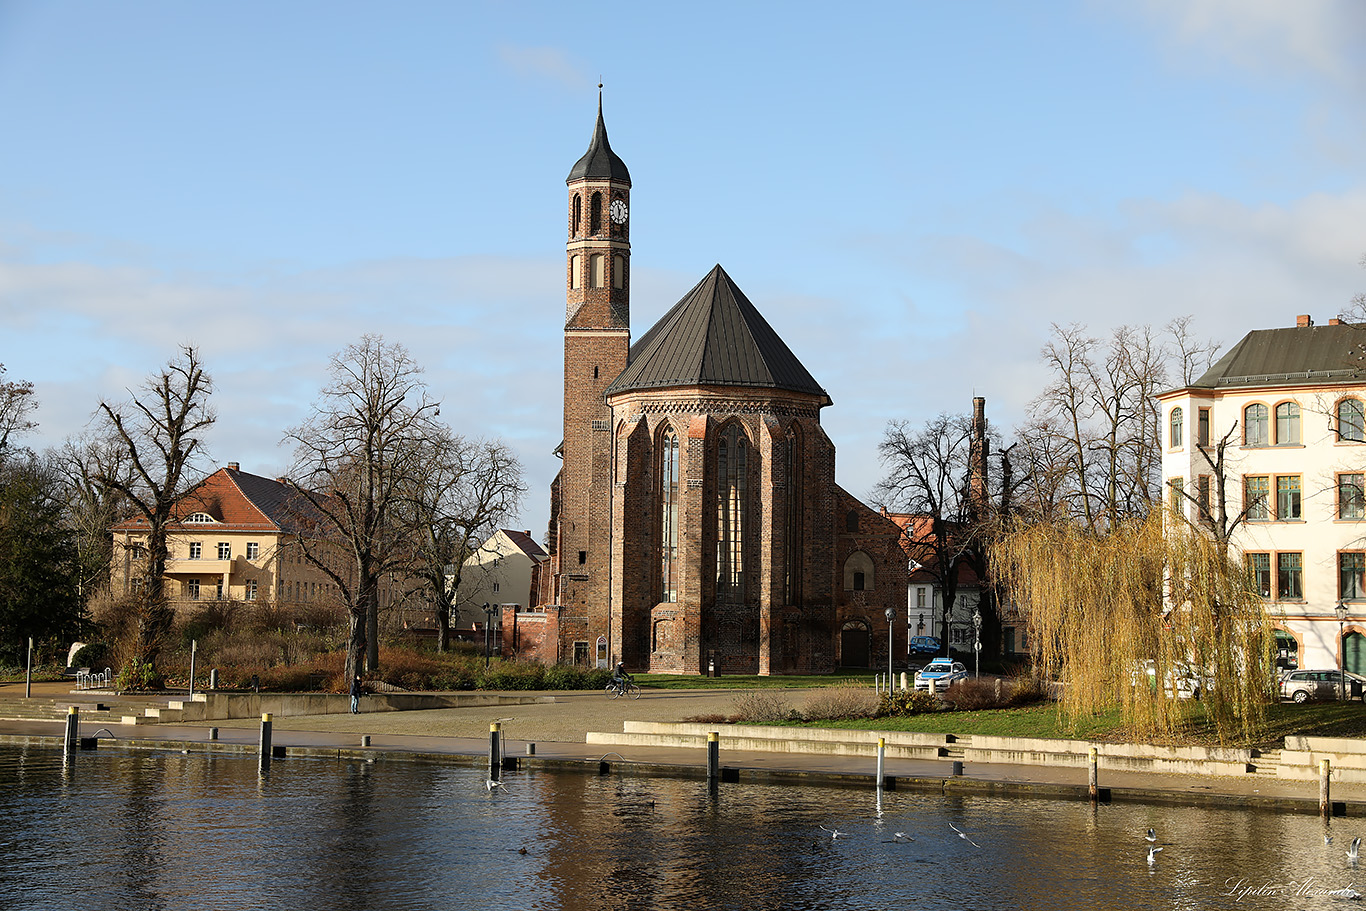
819,826,847,839
1147,846,1163,866
1349,836,1361,864
949,823,980,848
1145,828,1156,843
486,779,505,791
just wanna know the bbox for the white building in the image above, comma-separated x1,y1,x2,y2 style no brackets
1158,314,1366,673
452,529,549,632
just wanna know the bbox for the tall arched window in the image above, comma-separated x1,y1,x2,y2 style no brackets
570,254,582,290
1169,407,1183,448
717,424,747,597
784,426,803,606
613,254,626,290
590,253,605,289
572,194,582,236
590,192,602,234
660,429,680,604
1244,403,1268,446
1275,401,1300,445
1340,399,1365,442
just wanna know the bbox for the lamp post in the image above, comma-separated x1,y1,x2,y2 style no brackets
483,602,495,669
885,608,895,691
972,607,982,678
1337,599,1350,700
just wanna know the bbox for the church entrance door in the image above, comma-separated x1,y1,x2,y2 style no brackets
840,621,870,668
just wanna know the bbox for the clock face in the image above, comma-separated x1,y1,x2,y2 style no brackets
610,199,629,224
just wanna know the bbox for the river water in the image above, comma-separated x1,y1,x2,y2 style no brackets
3,744,1365,910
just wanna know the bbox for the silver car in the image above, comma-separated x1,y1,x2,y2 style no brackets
1280,669,1366,703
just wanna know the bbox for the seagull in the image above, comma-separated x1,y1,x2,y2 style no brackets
949,823,981,848
486,779,505,791
819,826,847,839
1148,845,1163,866
1326,833,1334,846
1349,836,1361,864
1145,828,1157,843
893,832,914,842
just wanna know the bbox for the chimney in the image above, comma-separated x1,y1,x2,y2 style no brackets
969,397,989,516
227,462,240,471
1330,318,1343,326
1297,314,1313,328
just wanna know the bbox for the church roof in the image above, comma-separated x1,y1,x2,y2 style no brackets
606,264,830,403
1185,321,1365,391
566,97,631,185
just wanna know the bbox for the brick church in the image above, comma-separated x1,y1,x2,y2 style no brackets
518,99,906,675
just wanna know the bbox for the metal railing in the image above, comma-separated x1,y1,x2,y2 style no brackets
75,667,113,690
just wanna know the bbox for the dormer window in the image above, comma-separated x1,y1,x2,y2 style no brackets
184,513,216,524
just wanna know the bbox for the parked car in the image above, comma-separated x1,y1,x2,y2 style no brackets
1280,669,1366,703
914,658,968,691
907,636,942,656
1133,660,1214,700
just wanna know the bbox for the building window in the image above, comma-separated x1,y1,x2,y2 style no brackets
1247,553,1271,598
1168,477,1183,515
716,424,748,596
245,579,257,601
215,579,224,600
217,542,231,560
1244,476,1269,521
1243,404,1268,446
916,588,926,609
1341,474,1366,520
1169,407,1183,448
1275,402,1300,445
246,542,259,560
492,581,500,593
660,429,680,604
1340,399,1366,442
185,513,215,524
1276,476,1302,520
1197,408,1211,447
186,578,200,600
784,426,803,606
572,193,581,236
1342,552,1366,601
1277,552,1303,600
188,542,202,559
843,551,875,592
853,571,866,591
590,191,602,234
1197,476,1211,522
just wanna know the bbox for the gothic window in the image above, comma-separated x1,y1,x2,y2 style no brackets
571,254,582,290
843,551,875,591
1275,401,1300,444
572,194,582,236
660,429,680,604
784,426,803,605
717,424,748,597
613,254,626,290
590,253,605,289
1340,399,1365,442
590,192,602,235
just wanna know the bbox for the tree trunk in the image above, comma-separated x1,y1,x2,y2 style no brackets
344,610,367,681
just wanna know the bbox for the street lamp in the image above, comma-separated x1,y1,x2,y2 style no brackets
1337,599,1350,700
885,608,896,692
972,607,983,679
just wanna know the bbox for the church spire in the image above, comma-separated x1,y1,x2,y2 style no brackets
567,91,631,185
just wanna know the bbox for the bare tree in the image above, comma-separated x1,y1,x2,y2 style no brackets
50,435,136,606
285,335,440,681
93,346,215,667
0,364,38,459
400,430,526,652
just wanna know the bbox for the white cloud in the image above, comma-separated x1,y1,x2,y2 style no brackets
496,44,592,91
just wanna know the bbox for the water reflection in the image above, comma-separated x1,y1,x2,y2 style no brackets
2,745,1365,910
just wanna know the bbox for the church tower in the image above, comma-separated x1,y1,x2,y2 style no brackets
554,94,631,664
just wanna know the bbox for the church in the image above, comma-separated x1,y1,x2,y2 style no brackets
512,100,907,675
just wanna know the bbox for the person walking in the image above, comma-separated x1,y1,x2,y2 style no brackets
350,674,363,714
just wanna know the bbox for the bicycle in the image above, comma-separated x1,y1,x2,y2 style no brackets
605,678,642,699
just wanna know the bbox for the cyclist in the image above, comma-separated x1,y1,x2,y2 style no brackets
610,662,633,694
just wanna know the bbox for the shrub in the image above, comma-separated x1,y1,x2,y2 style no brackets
729,689,792,723
877,689,941,717
116,657,161,692
70,642,109,670
800,681,877,721
479,660,547,691
1004,673,1048,707
944,678,1001,710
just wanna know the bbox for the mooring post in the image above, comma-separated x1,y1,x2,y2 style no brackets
63,706,78,755
1088,747,1099,802
188,640,197,697
25,637,33,699
361,735,371,748
489,722,502,783
1321,758,1332,817
258,713,273,775
707,731,720,783
876,737,886,786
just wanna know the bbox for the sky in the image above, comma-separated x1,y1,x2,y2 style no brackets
2,0,1365,540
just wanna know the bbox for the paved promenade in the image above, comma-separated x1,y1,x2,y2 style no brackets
5,680,1366,814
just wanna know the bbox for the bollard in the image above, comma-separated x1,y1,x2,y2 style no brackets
489,723,502,783
994,678,1002,702
951,760,963,776
900,671,908,692
707,732,720,783
929,678,937,697
876,737,886,787
259,713,273,775
526,742,536,756
361,735,371,748
209,727,219,741
64,706,79,755
1088,747,1099,802
210,669,219,691
1322,759,1332,818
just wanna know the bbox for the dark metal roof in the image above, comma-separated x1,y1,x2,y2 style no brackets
1189,323,1366,390
566,96,631,185
606,264,830,403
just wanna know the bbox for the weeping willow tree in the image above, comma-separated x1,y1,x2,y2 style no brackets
994,510,1272,744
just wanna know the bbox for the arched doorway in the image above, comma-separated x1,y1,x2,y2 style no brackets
840,620,870,668
1346,630,1366,677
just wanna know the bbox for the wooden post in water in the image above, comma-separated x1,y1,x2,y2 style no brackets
63,706,78,755
707,732,720,783
489,723,502,783
258,713,273,775
1088,747,1099,802
876,737,886,786
1321,759,1332,817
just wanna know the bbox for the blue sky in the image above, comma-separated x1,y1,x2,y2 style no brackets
3,0,1365,538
